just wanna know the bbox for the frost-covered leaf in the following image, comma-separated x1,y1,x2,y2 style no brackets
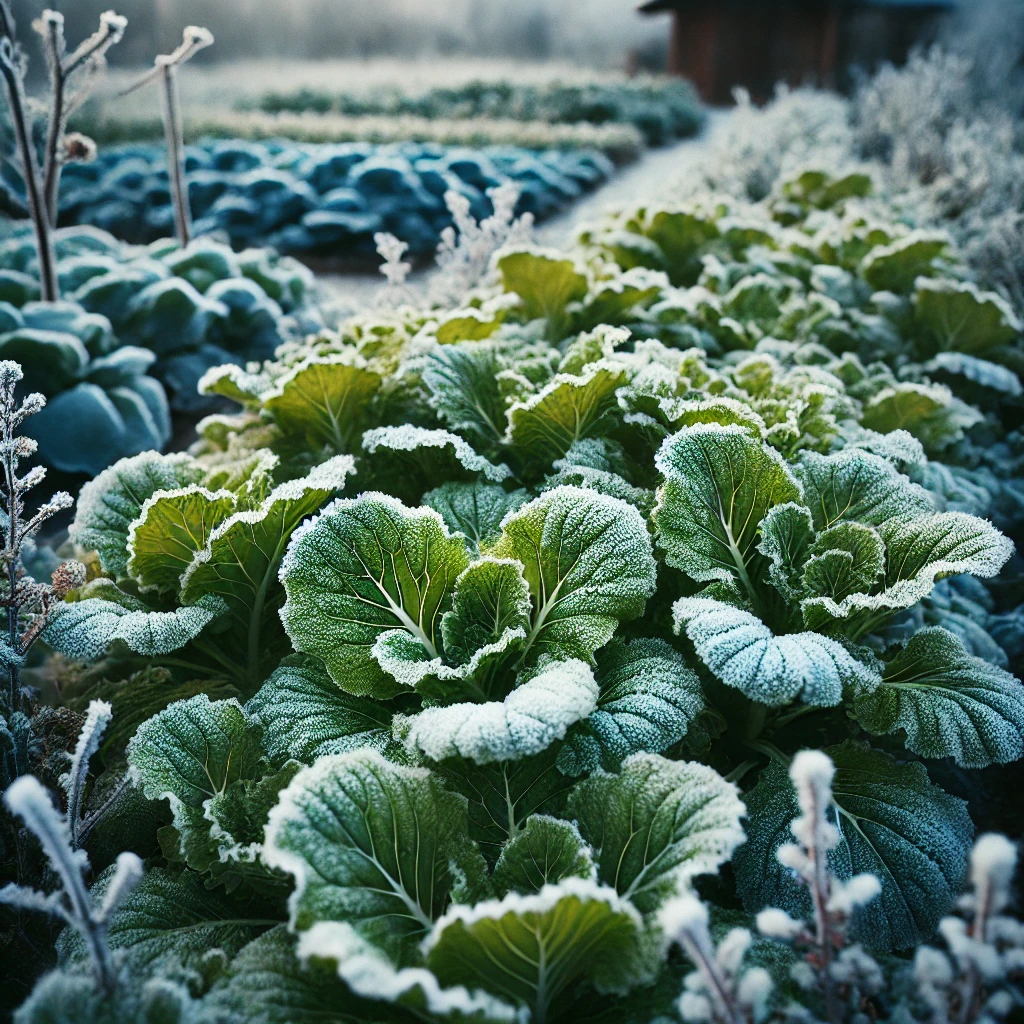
854,627,1024,768
126,485,236,595
260,353,382,452
492,816,594,897
263,749,486,962
69,451,203,577
569,752,746,915
43,593,225,662
802,510,1013,635
423,482,531,552
362,426,513,502
557,637,706,775
492,486,657,665
757,502,815,603
246,654,392,769
396,658,599,765
437,748,576,861
924,352,1023,397
914,277,1021,355
859,232,947,293
860,382,981,453
58,866,274,970
424,878,648,1019
801,522,885,602
673,597,878,707
203,925,401,1024
180,456,356,684
794,448,933,532
127,695,262,811
497,248,588,333
652,424,801,592
294,921,518,1023
734,741,972,951
503,360,628,468
280,493,471,697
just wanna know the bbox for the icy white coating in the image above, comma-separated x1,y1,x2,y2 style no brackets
361,425,513,483
60,699,112,844
422,875,642,956
397,658,599,765
296,921,523,1023
673,597,879,707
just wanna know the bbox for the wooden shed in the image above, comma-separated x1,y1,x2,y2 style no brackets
637,0,957,104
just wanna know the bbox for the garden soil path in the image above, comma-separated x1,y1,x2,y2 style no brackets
316,110,728,313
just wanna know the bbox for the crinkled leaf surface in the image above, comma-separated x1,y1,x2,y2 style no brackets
653,423,801,593
757,501,815,603
854,627,1024,768
673,597,878,707
492,815,594,897
569,752,746,915
396,658,599,765
246,654,392,769
734,741,972,951
424,878,648,1020
423,482,530,552
70,451,203,577
126,485,237,595
491,486,657,665
263,749,485,963
557,637,706,776
280,493,472,697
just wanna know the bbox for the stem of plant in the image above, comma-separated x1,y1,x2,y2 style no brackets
160,62,192,245
40,16,65,227
0,46,59,301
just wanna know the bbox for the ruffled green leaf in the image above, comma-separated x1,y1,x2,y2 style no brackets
757,501,815,603
280,493,472,697
557,637,706,775
734,741,972,951
673,597,878,707
70,451,204,577
914,277,1021,355
854,627,1024,768
653,424,802,593
126,485,237,595
422,481,531,552
492,815,594,897
246,654,392,769
497,248,588,334
859,232,947,293
263,749,486,962
569,752,746,914
424,878,649,1019
492,486,657,665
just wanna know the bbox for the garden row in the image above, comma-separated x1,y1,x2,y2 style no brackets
1,139,615,257
245,76,705,146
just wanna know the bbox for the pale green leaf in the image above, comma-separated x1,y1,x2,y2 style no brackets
673,596,878,707
69,451,204,578
497,248,588,330
126,485,237,595
424,878,649,1019
491,486,657,665
569,752,746,915
914,278,1021,355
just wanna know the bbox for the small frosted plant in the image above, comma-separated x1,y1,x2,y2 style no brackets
34,8,127,227
374,231,413,308
429,180,534,307
912,833,1023,1024
660,893,774,1024
755,750,883,1024
0,773,142,996
0,361,84,715
120,26,214,245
